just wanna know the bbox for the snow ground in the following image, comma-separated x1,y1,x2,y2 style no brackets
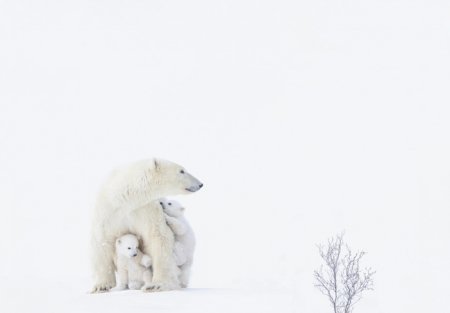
0,276,298,313
0,275,380,313
70,289,295,313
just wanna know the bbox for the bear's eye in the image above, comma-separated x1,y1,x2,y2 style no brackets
128,247,131,250
168,203,171,205
180,170,184,174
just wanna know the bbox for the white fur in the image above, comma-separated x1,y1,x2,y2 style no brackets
160,199,196,288
110,234,153,292
90,158,203,293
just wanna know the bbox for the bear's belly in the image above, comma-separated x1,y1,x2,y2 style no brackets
106,210,134,236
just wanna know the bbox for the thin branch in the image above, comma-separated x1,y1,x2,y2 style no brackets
314,231,375,313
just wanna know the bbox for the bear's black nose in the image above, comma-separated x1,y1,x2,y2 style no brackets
133,254,137,257
159,202,163,205
199,184,203,189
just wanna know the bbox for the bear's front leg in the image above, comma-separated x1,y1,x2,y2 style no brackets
141,228,180,292
90,237,117,293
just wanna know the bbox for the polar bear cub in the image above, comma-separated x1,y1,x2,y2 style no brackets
160,199,196,288
110,234,153,292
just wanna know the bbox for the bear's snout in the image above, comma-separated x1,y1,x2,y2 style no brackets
185,183,203,192
132,253,137,257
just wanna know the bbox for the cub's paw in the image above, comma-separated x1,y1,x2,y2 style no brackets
109,284,127,292
143,259,152,268
163,213,171,223
89,282,116,293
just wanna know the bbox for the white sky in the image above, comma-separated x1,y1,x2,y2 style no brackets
0,1,449,313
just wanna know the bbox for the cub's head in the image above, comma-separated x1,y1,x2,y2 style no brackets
160,199,185,217
152,158,203,196
115,234,140,258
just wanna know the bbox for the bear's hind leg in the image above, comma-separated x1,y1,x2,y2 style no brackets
90,237,117,293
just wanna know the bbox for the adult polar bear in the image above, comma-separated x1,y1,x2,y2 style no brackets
90,158,203,293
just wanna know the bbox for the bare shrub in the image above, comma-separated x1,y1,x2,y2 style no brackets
314,231,376,313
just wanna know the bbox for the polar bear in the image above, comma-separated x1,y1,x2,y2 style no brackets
110,234,152,292
90,158,203,293
160,199,196,288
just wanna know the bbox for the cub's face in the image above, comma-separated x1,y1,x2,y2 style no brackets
155,159,204,195
160,199,185,217
116,234,139,258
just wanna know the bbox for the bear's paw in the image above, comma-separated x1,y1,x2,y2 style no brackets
141,282,180,293
89,282,116,293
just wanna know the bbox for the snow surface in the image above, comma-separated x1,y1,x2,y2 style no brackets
0,1,449,312
72,289,296,313
0,276,299,313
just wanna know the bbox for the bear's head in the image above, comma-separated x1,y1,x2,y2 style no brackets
115,234,140,258
153,158,203,196
160,199,185,217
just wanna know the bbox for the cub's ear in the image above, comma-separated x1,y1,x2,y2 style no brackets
180,207,185,211
153,158,161,172
116,238,121,245
136,235,141,241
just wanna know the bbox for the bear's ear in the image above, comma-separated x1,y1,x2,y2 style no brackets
136,235,141,241
116,238,121,245
180,207,185,212
158,197,167,202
